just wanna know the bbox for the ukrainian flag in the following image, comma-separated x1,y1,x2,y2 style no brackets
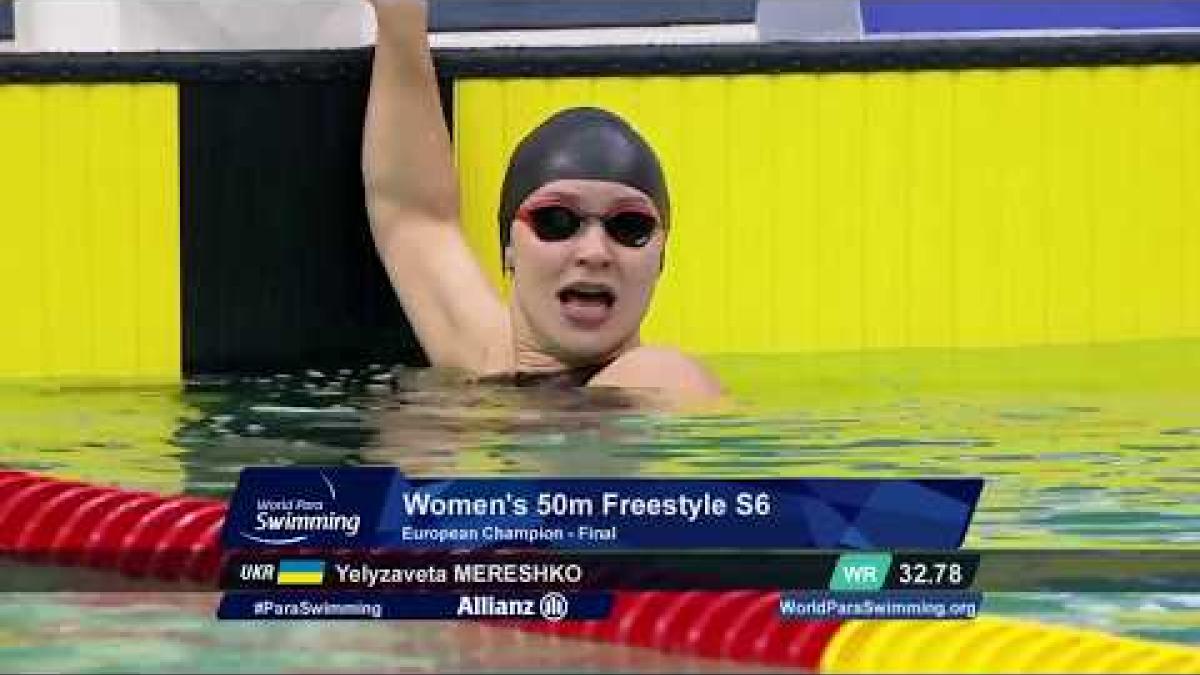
276,559,325,586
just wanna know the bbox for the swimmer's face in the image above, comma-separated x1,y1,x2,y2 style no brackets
507,179,665,365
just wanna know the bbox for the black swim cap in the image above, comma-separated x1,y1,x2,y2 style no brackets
498,107,670,253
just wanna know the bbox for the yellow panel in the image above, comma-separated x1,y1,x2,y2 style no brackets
773,73,822,353
500,77,557,173
1042,68,1092,346
454,64,1200,355
1186,67,1200,338
0,83,179,379
862,72,910,350
1091,67,1141,344
635,75,685,347
1139,65,1186,341
908,70,958,349
726,74,774,352
817,72,868,352
0,86,45,377
546,76,597,109
592,76,640,121
1014,69,1051,346
677,76,730,353
90,85,138,377
134,83,181,378
43,86,92,375
952,69,1001,349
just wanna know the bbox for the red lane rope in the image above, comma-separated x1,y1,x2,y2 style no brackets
0,470,840,669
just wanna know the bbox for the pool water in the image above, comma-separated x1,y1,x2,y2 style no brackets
1,340,1198,671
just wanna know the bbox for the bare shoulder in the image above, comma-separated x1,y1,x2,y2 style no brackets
589,346,723,399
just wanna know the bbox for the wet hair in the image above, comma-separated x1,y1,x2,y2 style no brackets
497,107,670,253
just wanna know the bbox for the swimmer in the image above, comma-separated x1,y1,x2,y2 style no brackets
363,0,722,400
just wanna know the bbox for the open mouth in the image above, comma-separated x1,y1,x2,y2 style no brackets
557,282,616,328
558,283,615,307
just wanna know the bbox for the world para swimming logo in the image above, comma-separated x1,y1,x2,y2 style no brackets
237,471,362,545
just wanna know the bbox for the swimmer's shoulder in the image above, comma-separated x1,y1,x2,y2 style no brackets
589,345,723,399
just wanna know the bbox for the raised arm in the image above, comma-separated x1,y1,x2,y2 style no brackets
363,0,509,373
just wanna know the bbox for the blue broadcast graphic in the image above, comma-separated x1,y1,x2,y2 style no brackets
221,468,982,550
219,591,613,621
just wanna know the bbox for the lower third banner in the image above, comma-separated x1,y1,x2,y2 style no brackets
217,591,612,621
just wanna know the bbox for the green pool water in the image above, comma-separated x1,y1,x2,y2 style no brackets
0,340,1197,671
